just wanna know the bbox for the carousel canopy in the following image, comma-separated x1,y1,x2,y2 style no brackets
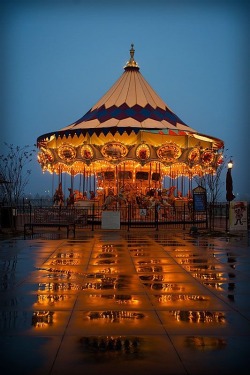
37,45,224,180
59,44,196,134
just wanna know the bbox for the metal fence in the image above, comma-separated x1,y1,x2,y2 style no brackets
5,202,207,232
1,200,249,233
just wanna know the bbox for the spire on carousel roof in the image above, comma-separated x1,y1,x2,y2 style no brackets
124,43,140,70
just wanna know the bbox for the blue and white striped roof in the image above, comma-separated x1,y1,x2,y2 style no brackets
60,45,196,133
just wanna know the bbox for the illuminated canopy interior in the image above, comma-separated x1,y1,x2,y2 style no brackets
37,45,224,196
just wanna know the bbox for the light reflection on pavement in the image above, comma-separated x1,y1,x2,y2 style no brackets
0,230,250,375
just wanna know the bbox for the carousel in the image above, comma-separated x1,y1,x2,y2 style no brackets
37,45,224,210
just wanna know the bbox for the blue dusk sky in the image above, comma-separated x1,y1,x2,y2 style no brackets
1,0,249,200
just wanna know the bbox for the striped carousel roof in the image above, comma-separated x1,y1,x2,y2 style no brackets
59,44,197,134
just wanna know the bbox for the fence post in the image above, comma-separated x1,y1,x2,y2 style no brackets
226,202,229,232
183,204,186,230
29,202,32,224
91,204,94,231
155,205,158,231
206,204,209,230
127,204,130,231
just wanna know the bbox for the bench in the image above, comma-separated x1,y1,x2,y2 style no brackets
24,207,88,239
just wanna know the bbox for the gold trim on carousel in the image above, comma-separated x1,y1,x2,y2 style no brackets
80,144,94,160
101,142,128,160
156,143,181,162
201,150,214,165
188,147,200,163
58,144,76,162
40,147,54,163
135,143,150,160
216,153,223,165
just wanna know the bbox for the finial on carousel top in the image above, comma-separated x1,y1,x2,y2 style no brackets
124,43,140,70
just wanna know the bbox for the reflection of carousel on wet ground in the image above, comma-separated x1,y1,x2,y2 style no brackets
37,45,224,223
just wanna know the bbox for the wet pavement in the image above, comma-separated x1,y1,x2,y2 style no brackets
0,229,250,375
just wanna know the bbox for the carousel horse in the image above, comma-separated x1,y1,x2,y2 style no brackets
102,188,128,210
102,193,117,210
159,198,172,219
74,190,85,201
116,188,129,220
53,183,64,206
162,186,176,204
117,188,128,206
96,189,104,205
143,196,161,214
89,191,96,200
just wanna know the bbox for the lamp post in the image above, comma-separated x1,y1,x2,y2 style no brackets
227,159,233,170
226,159,235,231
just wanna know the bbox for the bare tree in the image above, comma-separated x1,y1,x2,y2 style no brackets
0,143,36,205
194,154,229,230
195,162,226,204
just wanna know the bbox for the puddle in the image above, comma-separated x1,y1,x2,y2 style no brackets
129,249,151,256
89,294,136,304
95,259,117,265
171,310,226,323
32,311,54,327
137,266,163,273
185,336,227,350
88,311,145,321
191,272,227,284
36,294,71,306
84,275,129,290
97,245,119,252
38,266,86,279
137,259,161,265
49,259,80,265
139,274,164,281
38,282,82,291
143,283,185,291
79,336,143,361
96,253,117,258
155,294,209,303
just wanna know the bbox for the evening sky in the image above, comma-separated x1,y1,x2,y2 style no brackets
1,0,249,200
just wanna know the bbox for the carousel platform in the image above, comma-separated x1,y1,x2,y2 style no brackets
0,229,249,375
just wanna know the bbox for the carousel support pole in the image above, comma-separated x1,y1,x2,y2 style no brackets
52,172,55,202
155,162,157,190
62,172,66,204
79,173,82,195
189,172,192,197
123,162,125,187
89,170,91,197
159,162,161,192
149,162,151,191
58,166,61,186
71,169,74,192
119,164,121,190
115,165,118,196
181,173,184,197
87,171,89,198
83,167,85,197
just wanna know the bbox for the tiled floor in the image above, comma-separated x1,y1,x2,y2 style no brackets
0,229,250,375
